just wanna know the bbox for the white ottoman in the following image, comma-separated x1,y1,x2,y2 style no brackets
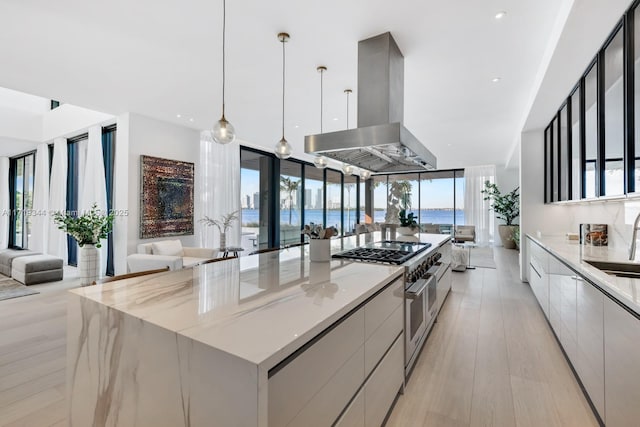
12,254,64,285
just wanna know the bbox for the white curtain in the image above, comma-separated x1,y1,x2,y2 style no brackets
198,131,241,250
79,126,108,276
0,157,9,249
464,164,496,246
48,138,68,262
30,144,50,253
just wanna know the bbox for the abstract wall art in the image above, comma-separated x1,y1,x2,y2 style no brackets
140,155,194,238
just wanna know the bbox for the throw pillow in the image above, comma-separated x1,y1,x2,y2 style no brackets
151,240,184,257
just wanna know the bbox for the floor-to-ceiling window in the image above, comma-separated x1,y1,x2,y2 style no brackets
9,152,35,248
419,171,456,234
343,174,357,234
304,166,324,227
326,170,343,235
372,175,387,223
240,148,275,250
279,160,302,246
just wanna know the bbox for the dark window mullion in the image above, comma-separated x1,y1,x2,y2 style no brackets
580,77,587,199
597,50,606,197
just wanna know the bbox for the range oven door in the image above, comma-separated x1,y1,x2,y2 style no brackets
405,275,435,373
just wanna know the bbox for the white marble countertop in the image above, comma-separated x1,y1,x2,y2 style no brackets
69,232,451,369
527,234,640,315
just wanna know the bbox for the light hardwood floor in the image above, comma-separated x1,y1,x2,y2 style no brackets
387,247,599,427
0,249,598,426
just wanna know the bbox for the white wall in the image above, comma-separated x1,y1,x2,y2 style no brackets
125,113,201,258
42,104,113,141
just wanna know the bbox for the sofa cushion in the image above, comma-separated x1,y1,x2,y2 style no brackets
151,240,183,257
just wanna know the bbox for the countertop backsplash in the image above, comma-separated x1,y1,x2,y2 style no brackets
544,199,640,255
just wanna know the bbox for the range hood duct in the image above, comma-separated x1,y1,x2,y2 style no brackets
305,32,436,173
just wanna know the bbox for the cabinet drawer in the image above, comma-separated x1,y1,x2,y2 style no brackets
288,346,364,427
365,335,404,427
364,277,403,340
269,308,365,427
334,386,365,427
364,303,402,377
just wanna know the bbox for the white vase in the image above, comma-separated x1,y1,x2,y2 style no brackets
80,244,100,286
309,239,331,262
220,232,227,250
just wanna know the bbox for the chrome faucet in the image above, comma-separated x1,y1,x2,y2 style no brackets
630,213,640,260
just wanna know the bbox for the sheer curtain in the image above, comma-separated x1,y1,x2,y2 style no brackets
48,138,68,262
464,165,496,246
198,131,241,250
30,144,50,253
0,157,9,249
79,126,108,275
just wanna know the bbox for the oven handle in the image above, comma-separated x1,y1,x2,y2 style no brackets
405,276,435,299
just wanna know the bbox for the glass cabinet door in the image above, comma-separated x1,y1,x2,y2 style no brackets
571,88,582,199
584,63,598,198
603,28,625,196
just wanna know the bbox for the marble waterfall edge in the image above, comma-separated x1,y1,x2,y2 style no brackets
66,293,259,427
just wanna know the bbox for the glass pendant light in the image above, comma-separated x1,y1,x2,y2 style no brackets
342,164,354,175
274,32,292,159
314,66,328,169
212,0,236,145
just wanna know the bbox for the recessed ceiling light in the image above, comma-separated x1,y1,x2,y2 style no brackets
495,11,507,19
176,114,182,118
492,77,502,83
189,118,194,122
294,125,300,128
333,117,339,121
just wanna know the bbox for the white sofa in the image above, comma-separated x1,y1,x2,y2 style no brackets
126,240,218,273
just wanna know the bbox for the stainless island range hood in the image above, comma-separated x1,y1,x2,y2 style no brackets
305,32,437,173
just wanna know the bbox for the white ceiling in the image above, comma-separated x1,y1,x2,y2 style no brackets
0,0,569,169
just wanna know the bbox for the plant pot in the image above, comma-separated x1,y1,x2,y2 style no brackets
80,244,100,286
309,239,331,262
397,226,418,236
498,225,518,249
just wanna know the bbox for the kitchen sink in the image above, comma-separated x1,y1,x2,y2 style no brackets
584,260,640,278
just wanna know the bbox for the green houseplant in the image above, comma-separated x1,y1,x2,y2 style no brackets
53,203,114,286
481,181,520,249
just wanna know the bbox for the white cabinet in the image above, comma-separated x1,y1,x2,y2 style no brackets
269,276,403,427
364,335,404,427
604,297,640,427
527,238,549,318
575,277,604,420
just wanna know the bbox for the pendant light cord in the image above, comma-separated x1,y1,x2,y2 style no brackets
346,90,349,129
282,38,286,140
221,0,226,118
320,69,324,133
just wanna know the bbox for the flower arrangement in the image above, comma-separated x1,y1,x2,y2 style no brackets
52,203,114,248
303,223,338,239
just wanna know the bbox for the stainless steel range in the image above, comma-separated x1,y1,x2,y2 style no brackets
333,239,450,376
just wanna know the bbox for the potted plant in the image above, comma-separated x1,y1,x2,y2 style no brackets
481,181,520,249
397,209,419,236
512,226,520,251
53,203,114,286
201,210,239,250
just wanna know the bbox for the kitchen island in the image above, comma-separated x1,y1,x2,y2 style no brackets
67,233,452,427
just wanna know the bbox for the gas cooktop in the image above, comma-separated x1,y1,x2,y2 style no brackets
332,241,432,265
